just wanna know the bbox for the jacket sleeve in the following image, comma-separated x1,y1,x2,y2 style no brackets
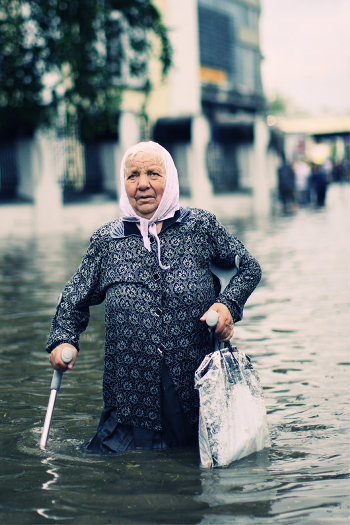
205,211,262,323
45,229,106,353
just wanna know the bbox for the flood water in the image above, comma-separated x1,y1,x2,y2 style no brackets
0,183,349,524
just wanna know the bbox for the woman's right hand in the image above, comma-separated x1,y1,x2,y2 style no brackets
49,343,78,371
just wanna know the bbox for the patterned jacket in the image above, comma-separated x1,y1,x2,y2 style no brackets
46,207,262,431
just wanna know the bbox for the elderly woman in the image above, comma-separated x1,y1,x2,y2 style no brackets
47,141,261,453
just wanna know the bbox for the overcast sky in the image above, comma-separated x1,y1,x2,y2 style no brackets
259,0,350,114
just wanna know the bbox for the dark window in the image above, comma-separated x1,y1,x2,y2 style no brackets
152,118,192,197
0,141,18,199
206,141,239,193
198,6,233,73
153,118,191,143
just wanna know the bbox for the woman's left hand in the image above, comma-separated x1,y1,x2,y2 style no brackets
200,303,234,342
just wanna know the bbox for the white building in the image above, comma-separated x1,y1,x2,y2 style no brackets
0,0,282,235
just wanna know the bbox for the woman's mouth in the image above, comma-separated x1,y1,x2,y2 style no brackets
136,195,154,202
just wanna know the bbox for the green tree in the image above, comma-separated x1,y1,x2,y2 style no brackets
267,93,288,115
0,0,172,139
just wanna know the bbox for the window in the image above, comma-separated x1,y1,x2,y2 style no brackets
198,6,233,73
236,46,260,94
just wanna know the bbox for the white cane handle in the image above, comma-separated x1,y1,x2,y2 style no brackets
50,347,74,390
206,310,224,352
61,346,74,364
206,310,219,328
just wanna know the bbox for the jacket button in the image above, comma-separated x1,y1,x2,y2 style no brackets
157,344,166,354
153,308,162,317
153,273,160,281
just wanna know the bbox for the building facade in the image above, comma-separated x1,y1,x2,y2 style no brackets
144,0,277,219
0,0,282,234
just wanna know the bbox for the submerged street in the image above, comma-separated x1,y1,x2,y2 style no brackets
0,182,349,524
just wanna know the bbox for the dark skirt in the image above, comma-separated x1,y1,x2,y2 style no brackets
83,363,198,454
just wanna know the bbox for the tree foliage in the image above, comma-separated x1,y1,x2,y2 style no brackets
0,0,172,139
267,93,289,115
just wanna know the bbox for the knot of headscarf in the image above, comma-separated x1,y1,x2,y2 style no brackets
117,141,180,270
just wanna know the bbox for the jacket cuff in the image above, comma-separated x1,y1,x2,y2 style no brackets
216,296,243,324
46,340,80,354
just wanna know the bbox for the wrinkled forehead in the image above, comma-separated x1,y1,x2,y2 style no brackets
125,151,165,172
124,144,166,175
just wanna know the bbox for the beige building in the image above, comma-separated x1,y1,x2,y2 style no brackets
118,0,279,221
1,0,283,235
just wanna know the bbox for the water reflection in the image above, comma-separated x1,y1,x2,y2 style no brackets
41,457,60,491
197,450,275,521
0,184,349,524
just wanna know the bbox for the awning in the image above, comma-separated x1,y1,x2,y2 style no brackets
153,117,192,143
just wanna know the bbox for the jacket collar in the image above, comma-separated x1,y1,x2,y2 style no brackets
110,207,191,239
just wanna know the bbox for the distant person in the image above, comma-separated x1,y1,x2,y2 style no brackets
45,141,262,454
322,159,333,180
294,160,311,206
277,158,296,213
310,163,328,207
332,161,346,183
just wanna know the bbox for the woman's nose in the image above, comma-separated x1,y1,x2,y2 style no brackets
138,173,150,188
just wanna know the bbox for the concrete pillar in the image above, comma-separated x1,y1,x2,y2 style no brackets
166,0,201,116
16,138,35,201
100,141,118,198
33,129,63,234
116,111,141,198
190,115,213,209
253,115,271,217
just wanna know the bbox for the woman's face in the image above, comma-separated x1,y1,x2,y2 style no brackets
124,151,166,219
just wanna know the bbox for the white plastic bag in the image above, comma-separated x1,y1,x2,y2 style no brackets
194,346,270,468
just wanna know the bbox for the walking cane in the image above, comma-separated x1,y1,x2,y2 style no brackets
40,346,74,450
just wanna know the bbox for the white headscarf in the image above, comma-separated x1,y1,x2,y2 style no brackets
119,141,180,270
